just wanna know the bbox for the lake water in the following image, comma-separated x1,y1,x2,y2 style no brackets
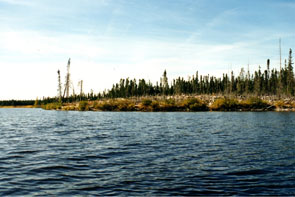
0,109,294,196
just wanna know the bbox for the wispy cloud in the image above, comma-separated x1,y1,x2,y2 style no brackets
206,8,239,28
0,30,107,59
0,0,294,99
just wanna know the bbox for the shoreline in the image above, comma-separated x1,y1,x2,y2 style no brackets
1,105,295,112
40,96,295,112
2,96,295,112
1,107,295,112
0,105,34,108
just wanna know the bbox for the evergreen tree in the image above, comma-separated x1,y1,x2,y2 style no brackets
100,49,294,98
287,49,294,95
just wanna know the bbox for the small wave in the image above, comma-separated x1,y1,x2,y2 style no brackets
100,151,130,158
29,165,75,173
23,177,67,185
1,155,24,160
8,150,40,155
84,155,110,159
76,185,104,191
227,169,271,176
55,122,65,127
124,142,141,147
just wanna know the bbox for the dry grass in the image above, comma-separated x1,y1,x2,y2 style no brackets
0,105,34,108
40,96,295,112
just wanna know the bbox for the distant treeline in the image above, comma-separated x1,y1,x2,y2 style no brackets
0,100,34,106
40,48,294,104
2,48,294,106
104,48,294,98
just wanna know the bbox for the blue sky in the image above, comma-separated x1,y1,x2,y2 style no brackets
0,0,294,99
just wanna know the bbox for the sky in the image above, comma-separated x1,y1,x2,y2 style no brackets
0,0,294,100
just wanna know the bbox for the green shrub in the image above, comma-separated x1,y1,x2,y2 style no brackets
211,98,238,111
93,101,100,109
241,97,269,109
160,103,179,111
151,100,160,111
127,103,136,111
42,102,62,110
117,101,130,111
189,102,208,111
78,101,89,111
116,99,136,111
142,99,152,106
181,98,208,111
100,102,114,111
93,99,136,111
164,99,176,105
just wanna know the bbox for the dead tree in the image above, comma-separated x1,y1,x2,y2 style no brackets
63,58,71,99
78,80,83,100
57,70,62,102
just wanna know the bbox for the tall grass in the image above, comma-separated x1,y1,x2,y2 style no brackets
78,101,89,111
41,96,286,111
210,98,239,111
41,102,62,110
211,97,274,111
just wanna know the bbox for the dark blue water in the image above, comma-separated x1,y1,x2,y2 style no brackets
0,109,294,196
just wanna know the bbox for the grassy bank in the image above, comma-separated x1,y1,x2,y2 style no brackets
0,105,34,108
40,96,295,112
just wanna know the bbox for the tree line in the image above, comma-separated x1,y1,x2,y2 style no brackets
46,48,294,103
0,100,35,106
1,48,293,106
104,48,294,98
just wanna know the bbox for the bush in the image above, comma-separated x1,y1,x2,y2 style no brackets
117,100,136,111
127,103,136,111
93,99,137,111
274,100,285,108
93,101,100,109
164,99,176,105
182,98,208,111
189,102,208,111
142,99,152,106
241,97,269,109
157,99,177,111
42,102,62,110
151,100,160,111
78,101,89,111
63,105,76,111
211,98,238,111
100,102,114,111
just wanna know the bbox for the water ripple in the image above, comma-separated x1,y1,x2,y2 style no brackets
0,109,294,196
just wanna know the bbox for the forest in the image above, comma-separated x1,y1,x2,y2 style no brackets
0,48,294,108
0,100,34,107
103,48,294,98
62,48,294,101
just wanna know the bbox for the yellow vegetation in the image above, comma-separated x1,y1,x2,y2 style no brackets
40,96,294,112
42,102,62,110
210,98,239,111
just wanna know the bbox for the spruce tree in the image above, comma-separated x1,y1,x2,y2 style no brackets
287,49,294,95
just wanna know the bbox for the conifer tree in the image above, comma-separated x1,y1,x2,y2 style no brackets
287,49,294,95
